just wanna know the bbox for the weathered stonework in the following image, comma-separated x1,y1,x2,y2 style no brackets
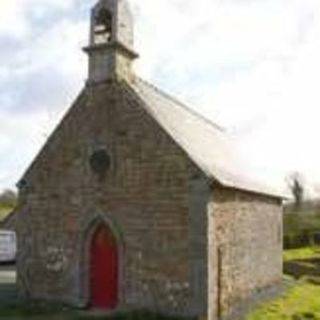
208,187,283,320
15,81,283,319
16,82,197,314
84,0,138,84
15,1,284,319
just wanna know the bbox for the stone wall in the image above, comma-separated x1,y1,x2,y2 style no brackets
15,79,283,319
208,187,283,320
16,81,206,315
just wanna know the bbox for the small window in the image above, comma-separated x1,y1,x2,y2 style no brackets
94,9,113,45
89,149,111,181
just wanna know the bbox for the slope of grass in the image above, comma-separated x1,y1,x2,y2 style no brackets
248,247,320,319
247,280,320,320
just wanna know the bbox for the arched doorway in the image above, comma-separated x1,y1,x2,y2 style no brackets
90,224,118,309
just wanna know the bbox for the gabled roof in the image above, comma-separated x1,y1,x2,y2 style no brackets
130,77,285,199
19,77,285,199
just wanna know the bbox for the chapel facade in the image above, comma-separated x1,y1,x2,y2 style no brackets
14,1,284,319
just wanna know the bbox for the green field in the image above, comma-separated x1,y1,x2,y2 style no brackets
247,247,320,319
247,280,320,320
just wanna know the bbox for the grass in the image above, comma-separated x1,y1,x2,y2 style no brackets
247,247,320,319
247,280,320,320
283,247,320,262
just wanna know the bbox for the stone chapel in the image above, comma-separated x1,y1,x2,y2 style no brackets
14,0,284,319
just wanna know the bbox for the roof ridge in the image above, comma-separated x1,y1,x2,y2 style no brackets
135,77,226,133
129,77,285,199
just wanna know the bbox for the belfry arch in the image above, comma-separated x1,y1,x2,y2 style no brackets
93,8,113,45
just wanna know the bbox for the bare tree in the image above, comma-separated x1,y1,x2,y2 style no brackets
286,172,304,210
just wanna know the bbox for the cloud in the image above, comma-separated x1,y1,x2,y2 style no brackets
0,18,87,115
0,110,56,190
0,1,27,38
0,2,88,189
206,0,320,194
0,0,78,38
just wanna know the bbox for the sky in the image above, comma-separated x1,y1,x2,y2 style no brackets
0,0,320,196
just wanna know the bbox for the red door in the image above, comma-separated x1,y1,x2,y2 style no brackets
90,224,118,309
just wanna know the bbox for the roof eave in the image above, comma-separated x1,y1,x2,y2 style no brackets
207,175,288,201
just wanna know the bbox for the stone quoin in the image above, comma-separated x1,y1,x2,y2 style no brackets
14,0,284,319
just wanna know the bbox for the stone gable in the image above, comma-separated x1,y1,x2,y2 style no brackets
16,80,206,315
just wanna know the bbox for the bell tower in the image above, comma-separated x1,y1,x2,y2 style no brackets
84,0,138,84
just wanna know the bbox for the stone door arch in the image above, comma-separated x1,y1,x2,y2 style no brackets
90,223,118,309
80,215,124,309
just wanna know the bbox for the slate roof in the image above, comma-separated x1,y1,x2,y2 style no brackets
130,77,285,199
19,76,285,199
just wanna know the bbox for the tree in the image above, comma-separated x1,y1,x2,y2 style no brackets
0,189,17,208
286,172,304,210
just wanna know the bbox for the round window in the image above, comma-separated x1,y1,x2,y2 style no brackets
89,149,111,176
